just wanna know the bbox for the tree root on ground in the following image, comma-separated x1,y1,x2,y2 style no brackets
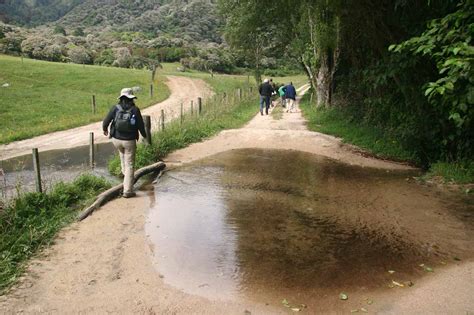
77,161,166,221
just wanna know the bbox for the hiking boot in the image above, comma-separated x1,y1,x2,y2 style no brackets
122,192,136,198
260,111,263,115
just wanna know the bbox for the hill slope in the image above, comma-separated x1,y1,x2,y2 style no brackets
0,0,222,44
0,0,85,26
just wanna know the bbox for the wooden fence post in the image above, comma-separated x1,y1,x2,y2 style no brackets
238,88,242,101
89,132,95,168
32,148,42,193
198,97,202,115
160,109,165,130
180,102,184,125
151,65,156,82
91,95,96,114
191,100,194,115
150,84,154,98
143,115,152,145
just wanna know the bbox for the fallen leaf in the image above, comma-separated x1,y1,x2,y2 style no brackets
339,293,348,300
282,299,290,307
291,308,301,312
388,283,395,288
454,257,461,261
440,261,447,265
392,280,404,287
424,266,434,272
367,300,373,305
350,310,359,313
388,270,395,274
419,263,425,267
360,307,368,313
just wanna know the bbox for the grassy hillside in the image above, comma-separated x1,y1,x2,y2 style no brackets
0,54,169,144
159,63,307,94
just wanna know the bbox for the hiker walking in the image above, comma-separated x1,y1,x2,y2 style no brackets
103,88,146,198
285,82,297,113
278,84,287,108
258,78,274,115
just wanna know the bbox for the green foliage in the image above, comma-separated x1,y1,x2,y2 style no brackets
53,25,66,35
0,174,111,293
424,161,474,184
300,93,416,162
0,55,169,144
72,27,85,37
390,1,473,160
0,0,85,26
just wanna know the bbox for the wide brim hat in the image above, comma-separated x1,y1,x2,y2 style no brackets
118,88,137,99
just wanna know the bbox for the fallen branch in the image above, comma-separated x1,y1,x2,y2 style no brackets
77,161,166,221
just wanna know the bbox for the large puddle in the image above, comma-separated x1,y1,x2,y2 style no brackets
145,149,474,306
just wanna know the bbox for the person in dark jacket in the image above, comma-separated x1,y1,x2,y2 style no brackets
103,88,146,198
285,82,297,113
258,78,274,115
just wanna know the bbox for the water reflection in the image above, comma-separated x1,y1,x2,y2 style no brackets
146,149,474,304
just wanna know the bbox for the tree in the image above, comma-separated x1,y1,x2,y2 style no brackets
73,27,85,37
219,0,283,83
390,0,474,160
68,46,92,64
53,25,66,36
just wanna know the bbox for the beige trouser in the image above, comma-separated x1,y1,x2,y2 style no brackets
112,138,137,194
287,98,296,112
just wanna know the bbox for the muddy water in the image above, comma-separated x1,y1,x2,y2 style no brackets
0,143,116,198
145,149,474,307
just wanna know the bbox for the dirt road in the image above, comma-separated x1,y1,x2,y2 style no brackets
1,90,473,314
0,76,212,161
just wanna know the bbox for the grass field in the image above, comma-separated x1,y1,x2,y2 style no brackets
0,56,306,145
159,63,307,94
0,55,169,144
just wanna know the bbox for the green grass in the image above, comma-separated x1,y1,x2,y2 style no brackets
109,87,258,174
300,94,474,184
299,94,416,162
0,54,169,144
0,174,111,294
159,62,307,94
424,161,474,185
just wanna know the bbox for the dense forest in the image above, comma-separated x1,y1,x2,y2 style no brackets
219,0,473,167
0,0,84,26
0,0,255,73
